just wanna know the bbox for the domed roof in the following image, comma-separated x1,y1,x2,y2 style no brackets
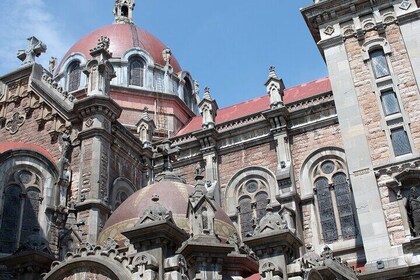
98,180,237,244
57,23,182,73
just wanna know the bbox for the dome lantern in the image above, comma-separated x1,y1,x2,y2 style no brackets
113,0,135,24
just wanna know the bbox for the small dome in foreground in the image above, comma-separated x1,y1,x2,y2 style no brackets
98,179,236,244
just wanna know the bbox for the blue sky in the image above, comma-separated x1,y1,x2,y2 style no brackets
0,0,327,108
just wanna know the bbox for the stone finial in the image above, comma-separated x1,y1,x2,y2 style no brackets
17,36,47,66
198,87,218,129
113,0,135,24
265,65,285,109
268,65,278,78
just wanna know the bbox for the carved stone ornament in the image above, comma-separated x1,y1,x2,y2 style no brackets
85,118,94,128
5,112,26,134
400,0,411,10
324,25,335,36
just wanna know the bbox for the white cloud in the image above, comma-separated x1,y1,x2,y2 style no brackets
0,0,71,75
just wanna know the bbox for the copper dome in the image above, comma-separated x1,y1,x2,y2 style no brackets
57,23,182,73
98,180,237,244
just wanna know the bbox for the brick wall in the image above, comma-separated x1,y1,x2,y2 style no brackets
291,124,343,193
218,142,278,195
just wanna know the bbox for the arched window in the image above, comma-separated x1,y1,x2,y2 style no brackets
114,190,129,209
314,160,357,243
237,180,270,237
0,171,42,253
183,79,193,109
369,49,390,79
129,57,145,87
68,61,82,92
111,178,136,210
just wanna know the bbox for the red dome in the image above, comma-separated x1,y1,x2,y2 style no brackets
58,23,182,73
98,180,237,244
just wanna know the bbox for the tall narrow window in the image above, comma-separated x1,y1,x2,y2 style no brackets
370,49,390,79
0,185,22,253
129,58,145,87
255,192,269,221
333,173,356,239
381,90,400,116
391,127,412,156
316,177,338,242
20,188,41,243
68,61,81,92
239,197,253,237
314,159,357,243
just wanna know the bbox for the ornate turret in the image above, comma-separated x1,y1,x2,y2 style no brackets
84,36,116,97
199,87,218,129
265,66,285,109
113,0,135,24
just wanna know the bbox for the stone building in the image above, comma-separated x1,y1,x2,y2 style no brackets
0,0,420,279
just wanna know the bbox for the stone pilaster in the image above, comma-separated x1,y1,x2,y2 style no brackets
73,96,121,244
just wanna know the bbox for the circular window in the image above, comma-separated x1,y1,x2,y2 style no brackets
246,181,258,193
321,161,335,174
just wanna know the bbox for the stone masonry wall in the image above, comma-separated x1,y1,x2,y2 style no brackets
344,24,420,166
343,22,420,245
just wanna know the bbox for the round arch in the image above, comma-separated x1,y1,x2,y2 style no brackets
225,166,277,216
44,256,132,280
300,146,346,198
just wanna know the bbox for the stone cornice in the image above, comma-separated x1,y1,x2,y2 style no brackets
73,95,122,122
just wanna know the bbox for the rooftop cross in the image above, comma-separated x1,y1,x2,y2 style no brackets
16,36,47,66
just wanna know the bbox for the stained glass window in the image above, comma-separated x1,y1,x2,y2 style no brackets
370,49,390,79
381,90,400,116
316,177,338,242
255,192,268,221
20,188,41,244
129,59,145,87
0,185,22,253
68,61,81,92
391,128,412,156
333,173,357,239
239,197,253,237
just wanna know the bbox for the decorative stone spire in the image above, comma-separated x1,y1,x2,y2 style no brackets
198,87,218,129
265,66,285,109
83,36,116,96
113,0,135,24
137,107,155,148
17,36,47,66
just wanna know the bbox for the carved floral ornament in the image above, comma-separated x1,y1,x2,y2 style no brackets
5,112,26,134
